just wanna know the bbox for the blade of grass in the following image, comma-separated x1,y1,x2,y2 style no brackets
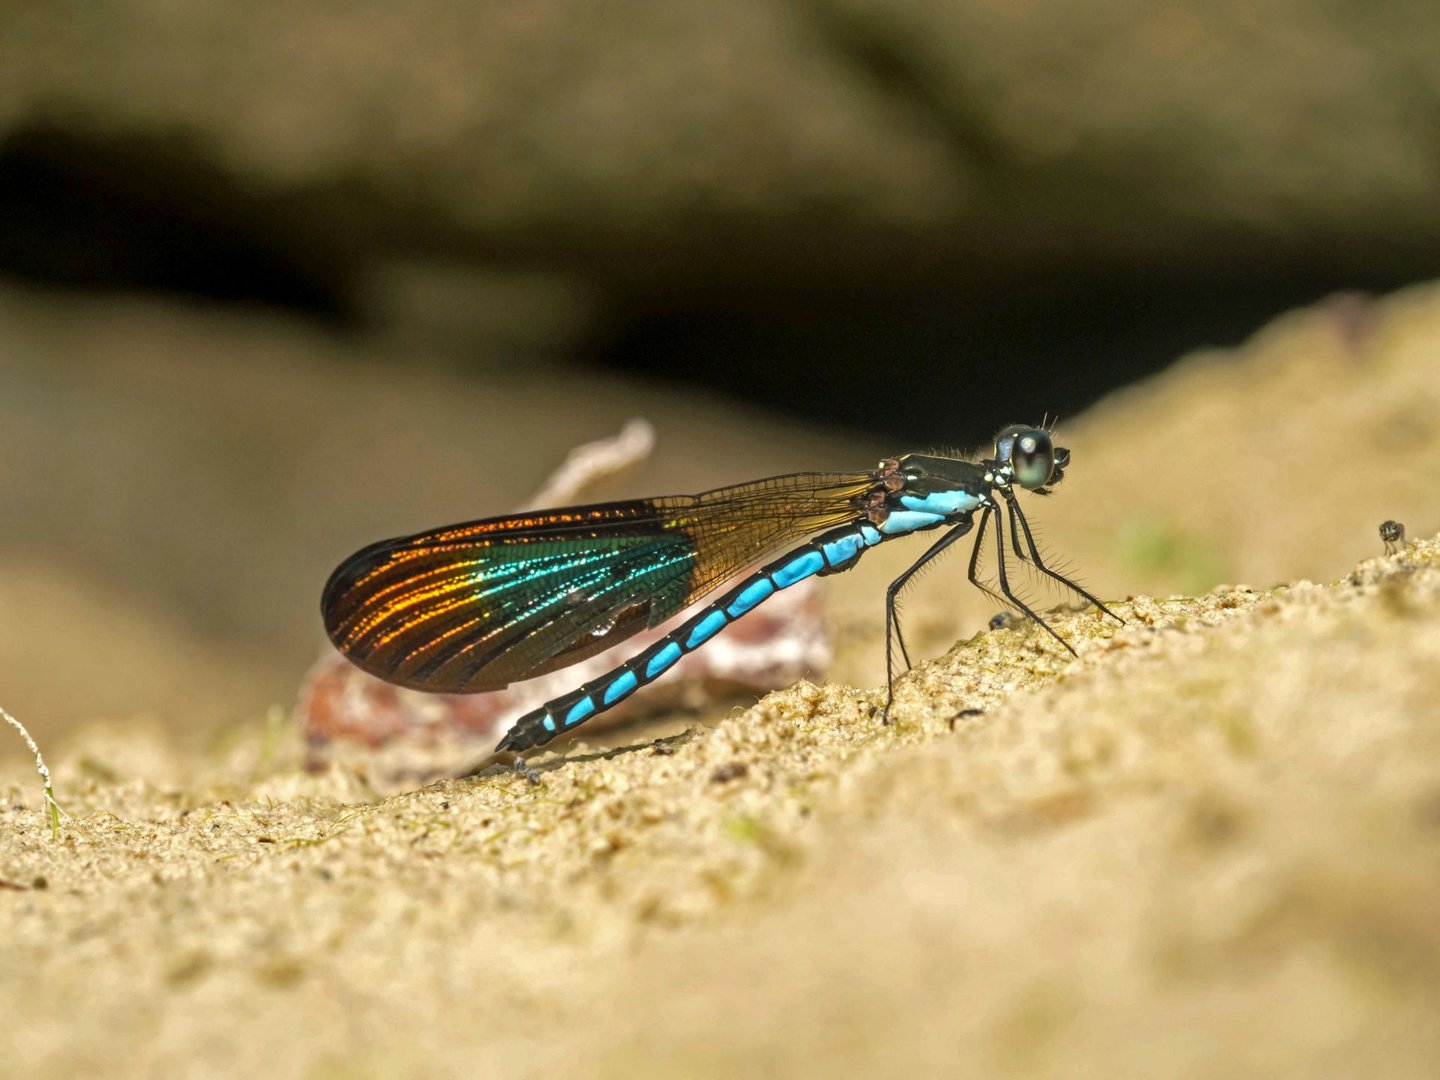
2,704,63,838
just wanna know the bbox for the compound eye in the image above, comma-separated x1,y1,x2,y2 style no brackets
992,424,1025,465
1011,428,1055,490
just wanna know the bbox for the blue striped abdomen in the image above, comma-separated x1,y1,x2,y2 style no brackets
495,521,886,752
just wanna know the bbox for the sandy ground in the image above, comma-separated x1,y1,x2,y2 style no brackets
3,282,1440,1077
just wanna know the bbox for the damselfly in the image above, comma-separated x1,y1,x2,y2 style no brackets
322,425,1120,756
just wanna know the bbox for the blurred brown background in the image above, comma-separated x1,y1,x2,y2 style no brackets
0,1,1437,748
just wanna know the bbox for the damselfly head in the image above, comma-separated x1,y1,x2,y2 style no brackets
993,425,1064,491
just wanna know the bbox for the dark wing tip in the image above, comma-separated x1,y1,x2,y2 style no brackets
320,536,409,649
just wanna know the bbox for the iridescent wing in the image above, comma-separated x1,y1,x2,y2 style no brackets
322,472,875,693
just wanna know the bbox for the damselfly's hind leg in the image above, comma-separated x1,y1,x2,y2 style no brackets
881,519,975,723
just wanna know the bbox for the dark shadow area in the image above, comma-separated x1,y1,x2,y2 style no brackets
1,123,1434,449
0,123,356,318
589,245,1435,449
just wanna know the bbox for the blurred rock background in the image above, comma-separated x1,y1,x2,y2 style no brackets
0,1,1437,745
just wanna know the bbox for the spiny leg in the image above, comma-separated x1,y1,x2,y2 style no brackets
966,506,1012,614
1004,495,1123,624
882,519,976,722
1007,504,1029,563
887,521,978,671
989,499,1076,657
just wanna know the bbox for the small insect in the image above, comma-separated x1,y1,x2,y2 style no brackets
322,425,1121,759
1380,520,1406,555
